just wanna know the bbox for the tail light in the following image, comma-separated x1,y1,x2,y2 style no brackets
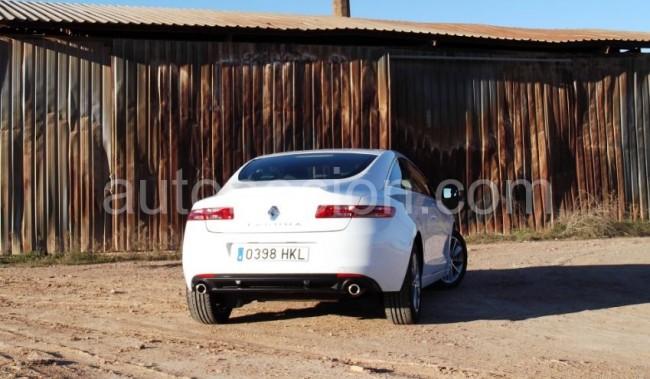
337,273,363,278
315,205,395,218
188,207,234,221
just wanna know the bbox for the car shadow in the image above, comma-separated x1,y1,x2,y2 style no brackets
420,264,650,324
227,265,650,324
228,297,385,324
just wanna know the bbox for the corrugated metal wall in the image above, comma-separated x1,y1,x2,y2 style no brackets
2,35,649,253
390,55,650,235
0,37,389,254
0,38,112,255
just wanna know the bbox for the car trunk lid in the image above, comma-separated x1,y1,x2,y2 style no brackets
203,185,362,234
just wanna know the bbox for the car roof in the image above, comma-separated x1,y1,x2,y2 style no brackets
250,149,393,159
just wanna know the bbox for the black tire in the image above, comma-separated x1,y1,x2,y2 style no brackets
384,244,422,325
186,288,232,324
436,230,468,289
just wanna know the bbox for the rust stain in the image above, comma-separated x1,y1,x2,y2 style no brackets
390,56,650,235
0,38,389,253
1,36,650,253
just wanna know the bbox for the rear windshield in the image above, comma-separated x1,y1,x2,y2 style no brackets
238,153,377,181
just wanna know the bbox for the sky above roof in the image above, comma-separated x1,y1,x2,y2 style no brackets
57,0,650,33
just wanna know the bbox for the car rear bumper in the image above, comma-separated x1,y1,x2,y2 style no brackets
190,273,381,301
182,215,416,292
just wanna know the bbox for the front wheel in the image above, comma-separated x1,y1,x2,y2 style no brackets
384,244,422,324
437,230,468,289
186,288,232,324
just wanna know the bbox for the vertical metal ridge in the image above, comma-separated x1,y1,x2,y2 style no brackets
2,38,650,253
389,55,650,234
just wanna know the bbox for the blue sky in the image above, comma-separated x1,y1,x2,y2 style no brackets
70,0,650,32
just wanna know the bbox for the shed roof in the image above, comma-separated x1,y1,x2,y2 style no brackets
1,0,650,48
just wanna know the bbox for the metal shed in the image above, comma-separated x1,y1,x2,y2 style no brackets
1,0,650,253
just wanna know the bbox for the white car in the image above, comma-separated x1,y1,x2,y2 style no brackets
182,149,467,324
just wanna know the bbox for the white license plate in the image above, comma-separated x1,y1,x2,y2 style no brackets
233,245,309,262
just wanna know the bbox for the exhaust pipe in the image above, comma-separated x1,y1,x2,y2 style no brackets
347,283,363,297
195,283,208,294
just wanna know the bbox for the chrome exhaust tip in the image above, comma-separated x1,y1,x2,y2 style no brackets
195,283,208,294
347,283,362,296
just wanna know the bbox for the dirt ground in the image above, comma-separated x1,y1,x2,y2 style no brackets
0,237,649,379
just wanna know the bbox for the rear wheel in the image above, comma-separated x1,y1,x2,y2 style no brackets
186,288,232,324
384,245,422,324
437,230,467,289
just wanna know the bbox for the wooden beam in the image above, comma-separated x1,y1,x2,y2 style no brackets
333,0,350,17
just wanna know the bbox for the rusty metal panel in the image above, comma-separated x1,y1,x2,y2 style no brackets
0,38,389,253
390,54,650,234
639,69,650,220
44,45,57,252
0,38,106,254
629,60,648,219
0,38,9,254
377,55,390,150
5,35,649,253
361,61,378,148
319,59,332,149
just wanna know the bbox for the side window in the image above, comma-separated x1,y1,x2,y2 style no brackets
402,159,432,196
389,158,416,191
398,159,414,191
388,158,431,196
387,159,403,188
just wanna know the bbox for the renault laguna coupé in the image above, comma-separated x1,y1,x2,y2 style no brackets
182,150,467,324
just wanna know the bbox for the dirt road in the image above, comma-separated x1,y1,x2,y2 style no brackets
1,237,649,378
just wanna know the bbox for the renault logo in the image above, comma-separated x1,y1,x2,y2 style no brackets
268,206,280,220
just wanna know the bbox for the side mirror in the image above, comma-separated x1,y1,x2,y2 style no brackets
441,184,462,211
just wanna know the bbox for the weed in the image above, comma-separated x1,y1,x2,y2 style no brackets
0,250,180,267
467,210,650,245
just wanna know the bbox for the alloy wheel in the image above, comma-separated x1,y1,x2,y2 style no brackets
442,235,465,284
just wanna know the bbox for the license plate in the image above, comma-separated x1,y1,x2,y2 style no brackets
233,245,309,262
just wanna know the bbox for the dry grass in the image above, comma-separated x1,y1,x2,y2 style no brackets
0,250,181,267
467,195,650,244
